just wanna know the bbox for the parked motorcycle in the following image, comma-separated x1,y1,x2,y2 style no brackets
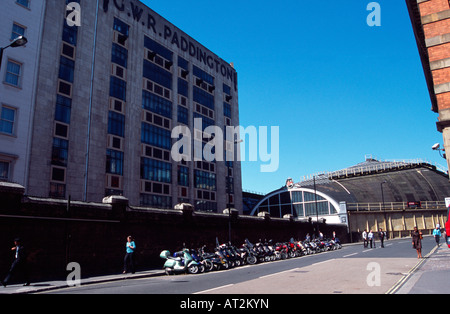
160,248,200,275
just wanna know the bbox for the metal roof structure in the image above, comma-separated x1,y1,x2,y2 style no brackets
249,158,450,223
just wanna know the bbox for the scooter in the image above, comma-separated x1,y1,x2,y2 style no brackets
160,248,200,275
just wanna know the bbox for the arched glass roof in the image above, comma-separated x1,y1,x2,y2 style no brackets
249,187,341,219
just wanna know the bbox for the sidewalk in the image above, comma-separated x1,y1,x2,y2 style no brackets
394,242,450,294
0,269,165,294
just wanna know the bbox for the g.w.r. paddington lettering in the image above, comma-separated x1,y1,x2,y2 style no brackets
103,0,236,85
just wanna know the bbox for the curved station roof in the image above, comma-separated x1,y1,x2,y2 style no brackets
250,158,450,224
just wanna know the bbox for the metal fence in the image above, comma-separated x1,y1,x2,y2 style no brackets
347,201,447,212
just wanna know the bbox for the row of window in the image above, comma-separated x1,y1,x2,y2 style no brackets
48,4,82,198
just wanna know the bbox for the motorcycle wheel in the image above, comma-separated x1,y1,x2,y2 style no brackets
205,260,214,272
247,255,257,265
198,264,205,273
165,268,173,276
187,264,199,274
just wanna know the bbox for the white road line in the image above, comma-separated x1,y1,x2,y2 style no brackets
343,253,358,258
258,268,300,280
194,283,234,294
311,259,335,266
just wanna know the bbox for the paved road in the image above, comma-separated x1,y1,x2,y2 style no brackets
42,236,437,294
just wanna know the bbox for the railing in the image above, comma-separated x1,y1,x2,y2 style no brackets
347,201,447,212
299,158,448,183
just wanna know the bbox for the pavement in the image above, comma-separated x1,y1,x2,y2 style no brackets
394,241,450,294
1,240,449,294
0,269,166,294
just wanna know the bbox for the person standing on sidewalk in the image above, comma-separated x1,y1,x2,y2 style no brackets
2,238,30,287
411,227,423,258
378,228,386,248
368,230,375,248
362,230,368,248
433,225,442,247
123,236,136,274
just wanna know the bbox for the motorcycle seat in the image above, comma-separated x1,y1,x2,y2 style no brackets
167,256,182,261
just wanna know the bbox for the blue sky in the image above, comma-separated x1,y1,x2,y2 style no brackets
143,0,446,194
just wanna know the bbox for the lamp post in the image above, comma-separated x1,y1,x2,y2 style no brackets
227,139,243,244
0,36,28,71
381,180,388,239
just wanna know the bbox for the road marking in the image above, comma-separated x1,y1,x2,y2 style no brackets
386,245,439,294
343,253,358,258
194,283,234,294
311,259,335,266
258,268,300,279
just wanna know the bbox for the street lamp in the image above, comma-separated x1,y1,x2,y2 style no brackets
432,143,446,159
0,36,28,70
381,180,389,239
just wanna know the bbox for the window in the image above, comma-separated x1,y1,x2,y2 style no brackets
0,106,16,135
16,0,30,8
178,166,189,187
51,166,66,182
224,102,231,118
141,122,172,150
142,90,172,119
110,76,126,101
143,60,172,90
108,111,125,137
5,60,21,87
0,161,9,181
194,170,216,191
140,194,172,209
49,183,66,199
59,56,75,83
193,86,214,110
140,157,172,183
62,23,78,46
54,95,72,124
111,43,128,68
114,18,129,36
106,149,124,175
177,105,188,125
52,138,69,166
11,23,26,41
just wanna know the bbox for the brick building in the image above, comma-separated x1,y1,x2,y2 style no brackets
407,0,450,173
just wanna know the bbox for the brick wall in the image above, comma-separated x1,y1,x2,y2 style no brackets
419,0,450,113
0,187,347,283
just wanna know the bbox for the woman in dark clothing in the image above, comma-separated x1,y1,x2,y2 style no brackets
411,226,423,258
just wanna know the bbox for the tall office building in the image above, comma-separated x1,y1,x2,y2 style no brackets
0,0,46,187
26,0,242,213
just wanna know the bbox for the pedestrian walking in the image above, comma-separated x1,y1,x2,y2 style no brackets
2,238,30,287
368,230,375,248
362,229,368,248
123,235,136,274
433,225,442,247
378,228,386,248
411,226,423,258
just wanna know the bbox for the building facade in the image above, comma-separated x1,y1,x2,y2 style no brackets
0,0,46,187
407,0,450,174
26,0,242,212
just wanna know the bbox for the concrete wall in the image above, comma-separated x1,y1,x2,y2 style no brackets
0,184,347,283
348,207,447,241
